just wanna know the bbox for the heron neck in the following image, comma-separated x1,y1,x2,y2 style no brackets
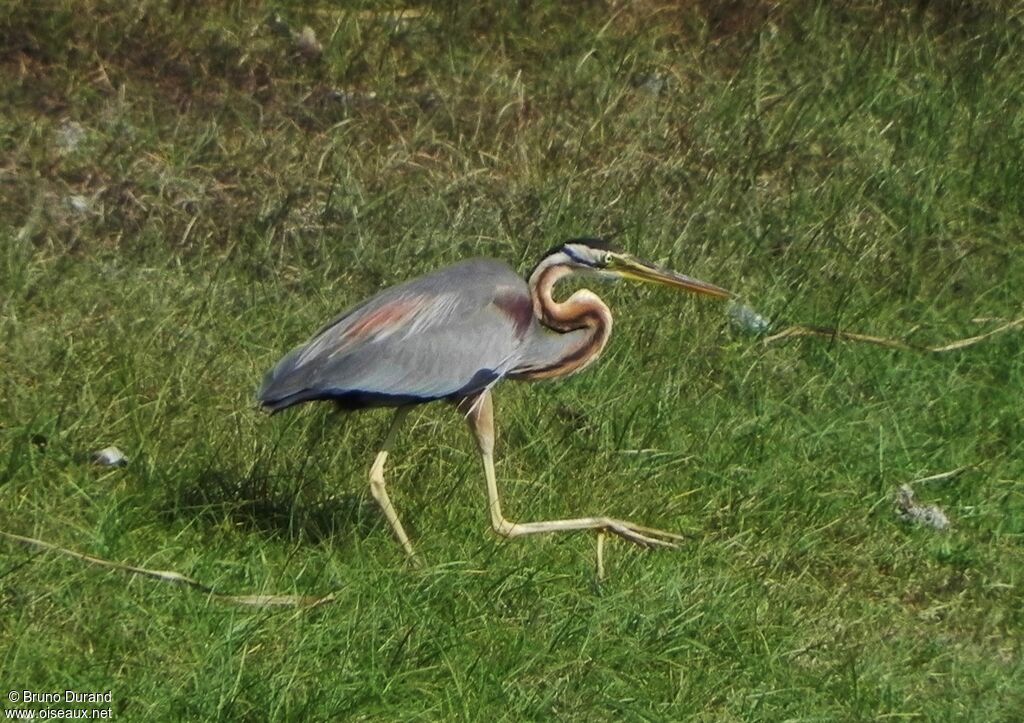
528,264,592,329
517,263,612,379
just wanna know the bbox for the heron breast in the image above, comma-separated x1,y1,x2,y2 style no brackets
492,288,534,340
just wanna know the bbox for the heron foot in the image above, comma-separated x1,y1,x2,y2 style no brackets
598,518,684,548
493,515,683,549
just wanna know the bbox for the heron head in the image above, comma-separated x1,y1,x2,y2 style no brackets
544,237,732,300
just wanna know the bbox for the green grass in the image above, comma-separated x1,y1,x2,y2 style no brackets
2,1,1023,719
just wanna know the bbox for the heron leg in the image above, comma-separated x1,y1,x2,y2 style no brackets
462,390,684,549
368,407,418,560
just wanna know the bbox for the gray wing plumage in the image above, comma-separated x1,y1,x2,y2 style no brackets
258,259,536,412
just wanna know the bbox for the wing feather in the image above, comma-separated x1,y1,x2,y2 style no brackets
258,259,534,411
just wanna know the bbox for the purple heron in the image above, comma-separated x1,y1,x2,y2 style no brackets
258,238,731,560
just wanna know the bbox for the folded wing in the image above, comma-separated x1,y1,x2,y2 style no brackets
258,259,536,412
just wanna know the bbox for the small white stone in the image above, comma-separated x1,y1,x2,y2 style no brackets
57,120,86,152
295,26,323,59
896,484,950,530
93,446,128,467
728,302,772,336
67,195,91,214
635,73,667,96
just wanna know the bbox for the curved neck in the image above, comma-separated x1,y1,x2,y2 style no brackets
518,262,613,379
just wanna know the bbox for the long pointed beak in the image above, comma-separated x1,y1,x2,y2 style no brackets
607,253,732,300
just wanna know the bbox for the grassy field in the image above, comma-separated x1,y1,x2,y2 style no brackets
3,1,1023,719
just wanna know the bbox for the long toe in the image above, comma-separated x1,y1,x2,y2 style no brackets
605,520,680,549
623,522,687,542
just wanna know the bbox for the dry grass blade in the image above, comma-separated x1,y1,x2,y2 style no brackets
909,466,972,485
0,530,336,609
763,325,916,350
928,316,1024,351
763,316,1024,353
352,8,429,21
